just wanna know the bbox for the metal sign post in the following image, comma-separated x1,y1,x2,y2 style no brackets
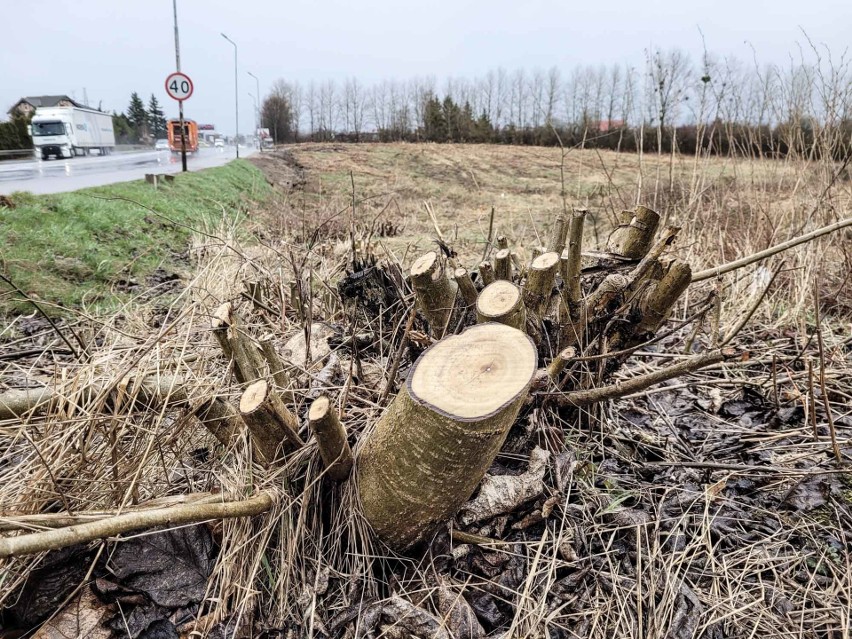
172,0,187,172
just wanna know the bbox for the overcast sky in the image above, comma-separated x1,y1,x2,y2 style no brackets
3,0,849,135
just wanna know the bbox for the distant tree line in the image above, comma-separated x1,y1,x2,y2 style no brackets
112,92,167,144
261,44,852,160
0,114,31,151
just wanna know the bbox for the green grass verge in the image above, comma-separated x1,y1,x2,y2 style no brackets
0,160,272,315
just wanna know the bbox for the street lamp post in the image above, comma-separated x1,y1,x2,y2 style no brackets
248,92,258,149
220,33,238,158
247,71,261,153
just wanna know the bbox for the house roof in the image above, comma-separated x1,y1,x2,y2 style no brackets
8,95,85,114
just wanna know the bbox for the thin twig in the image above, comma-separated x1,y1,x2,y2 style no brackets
692,216,852,282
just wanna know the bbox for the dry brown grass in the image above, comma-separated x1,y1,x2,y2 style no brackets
290,142,852,327
1,143,850,638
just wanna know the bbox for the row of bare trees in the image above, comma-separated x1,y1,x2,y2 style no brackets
263,43,852,158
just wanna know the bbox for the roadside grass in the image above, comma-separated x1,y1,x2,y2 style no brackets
0,160,272,315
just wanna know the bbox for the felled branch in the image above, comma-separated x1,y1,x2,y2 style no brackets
554,348,737,407
0,491,274,559
0,375,192,421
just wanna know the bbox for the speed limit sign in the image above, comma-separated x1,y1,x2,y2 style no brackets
165,72,194,101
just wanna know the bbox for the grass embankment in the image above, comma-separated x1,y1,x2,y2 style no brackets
0,160,272,315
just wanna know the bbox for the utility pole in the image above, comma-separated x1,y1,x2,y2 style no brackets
173,0,187,171
221,33,239,159
248,71,261,152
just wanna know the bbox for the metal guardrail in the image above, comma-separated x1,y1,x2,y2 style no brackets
0,146,153,162
0,149,32,158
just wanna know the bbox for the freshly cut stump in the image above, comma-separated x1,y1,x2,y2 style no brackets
493,248,513,281
240,379,303,464
411,251,459,339
476,280,526,330
608,205,660,259
357,323,537,551
523,251,560,316
309,395,353,482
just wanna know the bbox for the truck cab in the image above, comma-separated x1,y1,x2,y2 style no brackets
30,116,74,159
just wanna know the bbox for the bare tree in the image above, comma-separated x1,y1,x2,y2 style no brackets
545,66,561,127
343,78,366,139
306,81,317,139
647,48,692,153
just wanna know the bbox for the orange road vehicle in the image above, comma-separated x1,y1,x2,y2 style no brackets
167,119,199,153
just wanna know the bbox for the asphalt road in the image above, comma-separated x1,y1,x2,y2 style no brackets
0,146,256,195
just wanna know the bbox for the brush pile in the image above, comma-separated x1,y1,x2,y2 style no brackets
1,202,850,638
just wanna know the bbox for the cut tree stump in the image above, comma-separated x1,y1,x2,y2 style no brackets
210,303,266,384
493,248,513,281
636,260,692,333
308,395,353,481
476,280,527,331
478,261,495,286
523,251,560,317
357,323,537,551
411,251,459,339
452,267,479,310
239,379,303,464
608,205,660,259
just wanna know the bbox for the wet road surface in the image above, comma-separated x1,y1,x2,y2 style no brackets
0,146,256,195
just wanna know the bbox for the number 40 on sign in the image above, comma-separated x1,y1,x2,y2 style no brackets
165,72,194,101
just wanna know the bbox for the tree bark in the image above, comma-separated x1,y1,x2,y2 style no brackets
193,397,244,447
211,302,266,384
259,335,294,404
0,387,54,421
548,214,567,254
556,348,735,407
211,302,234,361
0,375,192,421
562,209,586,307
607,205,660,259
636,260,692,333
0,491,274,559
452,267,479,310
357,323,537,551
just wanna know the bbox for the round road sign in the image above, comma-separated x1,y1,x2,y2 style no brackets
165,72,194,101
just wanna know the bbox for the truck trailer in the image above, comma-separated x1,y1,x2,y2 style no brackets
29,106,116,160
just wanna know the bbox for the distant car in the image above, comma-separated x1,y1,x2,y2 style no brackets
214,138,224,148
154,139,169,150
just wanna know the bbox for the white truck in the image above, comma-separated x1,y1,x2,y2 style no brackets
29,106,116,160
